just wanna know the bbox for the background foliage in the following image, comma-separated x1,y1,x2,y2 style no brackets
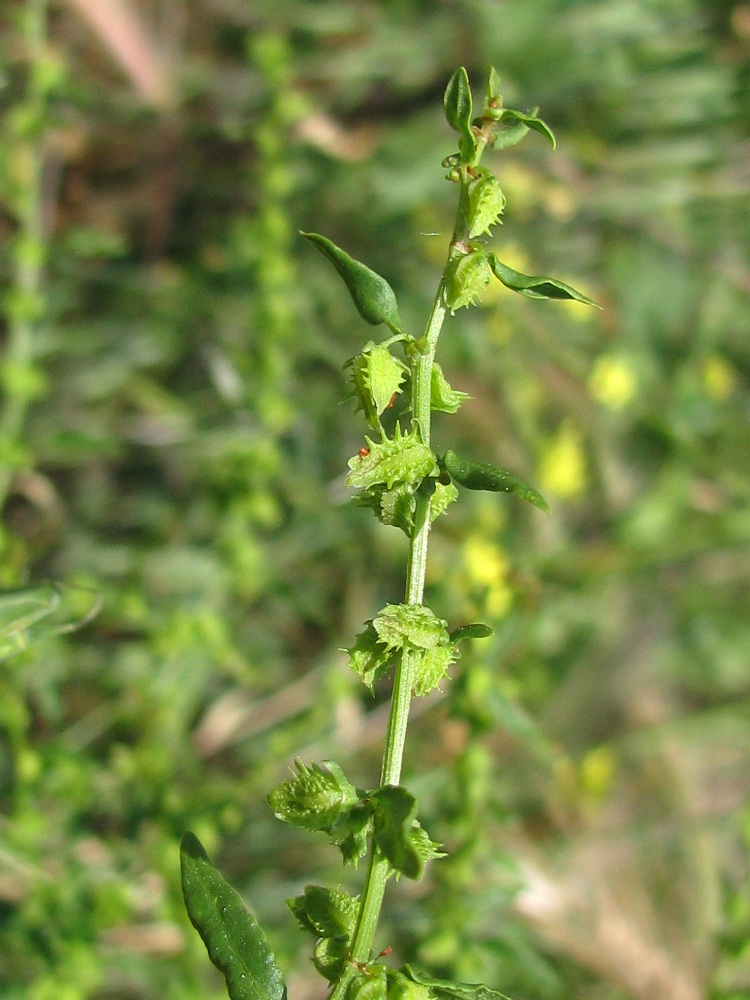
1,1,750,999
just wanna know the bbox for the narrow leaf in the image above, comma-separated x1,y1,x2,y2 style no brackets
443,67,472,136
180,832,286,1000
301,232,403,332
488,255,599,307
443,450,549,512
484,66,502,108
500,108,556,148
449,623,494,642
400,966,512,1000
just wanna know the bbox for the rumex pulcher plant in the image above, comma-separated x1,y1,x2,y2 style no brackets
180,67,597,1000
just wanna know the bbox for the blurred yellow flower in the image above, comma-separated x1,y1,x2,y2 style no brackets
579,745,617,801
462,536,508,587
588,354,637,410
703,354,736,401
538,421,587,498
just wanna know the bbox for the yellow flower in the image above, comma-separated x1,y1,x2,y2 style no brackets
588,355,637,410
538,421,587,499
462,536,508,587
703,354,736,401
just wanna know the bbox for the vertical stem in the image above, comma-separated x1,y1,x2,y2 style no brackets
332,165,478,1000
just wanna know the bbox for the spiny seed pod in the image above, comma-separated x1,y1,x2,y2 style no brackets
444,251,492,311
467,174,506,237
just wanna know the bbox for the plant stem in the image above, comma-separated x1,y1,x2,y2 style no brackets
333,182,476,997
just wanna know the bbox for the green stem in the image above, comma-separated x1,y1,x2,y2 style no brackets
333,176,477,998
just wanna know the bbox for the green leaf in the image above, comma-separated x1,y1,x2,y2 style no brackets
428,480,459,523
346,425,437,492
287,885,359,941
386,969,434,1000
412,644,456,697
313,935,351,984
301,232,404,332
488,255,599,307
431,363,471,413
399,967,512,1000
345,343,408,432
345,621,396,692
267,759,359,832
442,450,549,512
467,175,505,238
349,964,388,1000
373,603,449,652
448,623,494,642
499,107,556,148
484,66,502,109
443,67,472,136
370,786,423,879
180,832,287,1000
444,252,492,311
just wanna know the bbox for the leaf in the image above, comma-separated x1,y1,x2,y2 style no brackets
345,621,396,692
442,450,549,512
313,935,351,984
443,67,473,137
373,603,449,652
484,65,502,109
444,252,492,311
399,966,512,1000
348,964,388,1000
180,832,286,1000
301,232,403,332
267,759,359,832
370,786,423,879
467,175,505,238
287,885,359,941
346,425,437,492
428,480,459,523
345,343,408,431
431,363,471,414
449,623,494,642
500,108,555,148
488,255,599,307
411,644,456,697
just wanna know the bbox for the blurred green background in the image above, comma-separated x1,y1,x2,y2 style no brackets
1,1,750,998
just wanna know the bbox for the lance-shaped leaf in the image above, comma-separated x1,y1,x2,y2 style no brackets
449,623,494,643
443,67,473,138
483,65,502,110
180,832,287,1000
399,966,512,1000
488,255,599,307
301,232,404,332
444,68,478,164
442,450,549,512
499,108,555,148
